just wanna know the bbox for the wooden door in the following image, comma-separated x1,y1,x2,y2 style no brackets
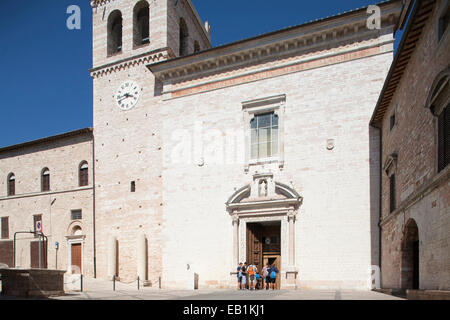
71,244,82,274
246,224,263,271
30,240,48,269
263,255,281,290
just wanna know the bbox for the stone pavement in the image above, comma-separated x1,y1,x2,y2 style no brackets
48,277,404,300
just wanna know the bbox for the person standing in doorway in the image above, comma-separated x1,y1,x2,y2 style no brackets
241,262,248,290
256,271,263,290
269,264,279,290
262,263,269,290
248,263,258,290
237,262,243,290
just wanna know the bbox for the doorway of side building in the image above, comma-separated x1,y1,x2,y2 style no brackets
401,219,419,290
246,221,281,290
71,243,82,274
67,225,84,274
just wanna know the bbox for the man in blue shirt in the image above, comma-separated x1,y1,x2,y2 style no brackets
237,262,243,290
269,264,279,290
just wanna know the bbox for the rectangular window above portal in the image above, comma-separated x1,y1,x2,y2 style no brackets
242,94,286,172
250,112,279,160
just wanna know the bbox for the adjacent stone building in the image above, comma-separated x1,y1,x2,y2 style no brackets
371,0,449,291
0,129,95,276
3,0,442,291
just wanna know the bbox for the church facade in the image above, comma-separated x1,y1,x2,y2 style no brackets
1,0,409,290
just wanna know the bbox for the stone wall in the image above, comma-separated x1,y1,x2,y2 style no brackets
379,0,450,290
0,269,65,298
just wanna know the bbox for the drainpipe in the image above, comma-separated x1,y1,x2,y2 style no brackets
92,131,97,278
375,124,383,287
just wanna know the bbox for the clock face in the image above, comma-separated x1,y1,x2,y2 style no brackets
115,80,141,111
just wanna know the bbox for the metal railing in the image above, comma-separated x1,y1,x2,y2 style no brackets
112,275,142,291
13,231,48,269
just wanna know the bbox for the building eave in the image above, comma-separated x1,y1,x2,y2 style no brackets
0,128,93,154
370,0,436,127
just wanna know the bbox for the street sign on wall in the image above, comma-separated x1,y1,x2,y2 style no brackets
36,221,42,233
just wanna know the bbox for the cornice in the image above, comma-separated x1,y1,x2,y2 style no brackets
242,94,286,110
149,3,402,83
226,181,303,215
380,165,450,227
161,39,393,100
90,48,174,79
0,186,94,202
90,0,114,8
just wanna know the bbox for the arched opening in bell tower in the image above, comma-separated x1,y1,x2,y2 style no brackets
133,1,150,47
107,10,123,56
179,17,189,56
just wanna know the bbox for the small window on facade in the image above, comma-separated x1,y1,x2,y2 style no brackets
438,5,449,42
194,41,200,53
1,217,9,239
251,113,279,160
179,18,189,56
131,181,136,192
41,168,50,192
79,162,88,187
107,10,123,56
438,104,449,172
390,113,396,131
33,214,42,237
389,174,396,213
71,210,82,220
134,1,150,46
7,173,15,196
390,104,398,132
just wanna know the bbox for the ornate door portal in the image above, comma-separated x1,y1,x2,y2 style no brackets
227,173,302,289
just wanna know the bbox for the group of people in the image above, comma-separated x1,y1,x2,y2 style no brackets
236,262,279,290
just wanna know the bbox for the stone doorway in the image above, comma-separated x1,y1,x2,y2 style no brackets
66,224,85,275
226,174,302,289
246,221,281,289
401,219,419,289
71,243,82,274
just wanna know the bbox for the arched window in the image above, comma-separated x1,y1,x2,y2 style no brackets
179,18,189,56
107,10,123,56
133,1,150,46
194,41,200,53
438,2,450,42
426,68,449,172
79,161,89,187
7,173,15,196
41,168,50,192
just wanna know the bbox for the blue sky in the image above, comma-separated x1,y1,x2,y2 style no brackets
0,0,403,147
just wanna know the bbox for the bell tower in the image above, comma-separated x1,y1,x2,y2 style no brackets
88,0,212,283
90,0,211,69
